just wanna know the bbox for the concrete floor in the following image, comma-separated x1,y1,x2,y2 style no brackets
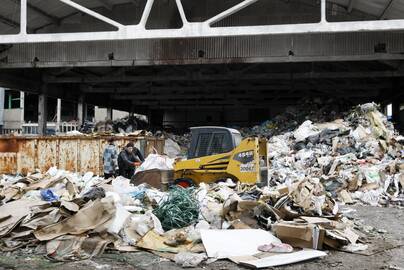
0,205,403,270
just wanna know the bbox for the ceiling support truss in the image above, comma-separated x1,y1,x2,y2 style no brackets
1,0,404,44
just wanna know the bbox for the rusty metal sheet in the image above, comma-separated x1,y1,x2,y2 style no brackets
0,135,165,175
0,138,18,152
17,139,37,175
37,139,58,173
0,153,17,174
58,139,78,173
98,138,107,176
78,139,100,174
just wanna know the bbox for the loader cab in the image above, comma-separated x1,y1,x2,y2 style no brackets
188,126,242,159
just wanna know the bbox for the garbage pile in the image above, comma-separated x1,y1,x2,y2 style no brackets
94,115,149,134
0,165,388,268
240,98,352,138
163,132,191,158
266,103,404,207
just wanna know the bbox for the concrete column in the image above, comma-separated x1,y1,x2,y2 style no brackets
0,88,4,131
20,91,25,127
106,107,113,121
38,92,48,136
56,98,61,132
77,94,84,126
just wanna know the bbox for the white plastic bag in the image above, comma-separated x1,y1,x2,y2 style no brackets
112,176,137,194
130,211,164,236
108,204,131,234
164,138,182,158
135,154,174,174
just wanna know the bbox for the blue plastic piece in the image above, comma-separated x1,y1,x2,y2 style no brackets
40,189,59,201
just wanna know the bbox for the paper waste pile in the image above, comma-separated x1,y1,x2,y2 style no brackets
0,166,390,268
265,103,403,207
240,98,351,138
0,102,401,268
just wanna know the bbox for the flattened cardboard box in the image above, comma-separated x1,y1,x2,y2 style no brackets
272,222,325,250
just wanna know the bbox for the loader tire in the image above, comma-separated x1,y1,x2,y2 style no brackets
174,178,194,188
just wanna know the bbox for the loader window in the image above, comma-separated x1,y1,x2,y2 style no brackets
195,133,211,157
194,132,231,158
209,133,226,155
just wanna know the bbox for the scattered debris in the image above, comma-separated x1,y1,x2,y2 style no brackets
0,168,341,268
0,102,401,269
263,103,403,207
240,98,351,138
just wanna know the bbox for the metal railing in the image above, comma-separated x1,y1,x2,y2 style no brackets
0,128,22,135
22,122,79,135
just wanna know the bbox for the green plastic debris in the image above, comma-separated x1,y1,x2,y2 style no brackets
153,187,199,231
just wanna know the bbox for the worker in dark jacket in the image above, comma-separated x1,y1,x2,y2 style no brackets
118,142,145,179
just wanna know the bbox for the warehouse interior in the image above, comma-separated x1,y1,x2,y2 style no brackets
0,1,404,269
0,0,403,131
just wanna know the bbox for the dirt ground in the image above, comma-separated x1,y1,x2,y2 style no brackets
0,204,403,270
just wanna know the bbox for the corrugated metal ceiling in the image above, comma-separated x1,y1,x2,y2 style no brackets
329,0,403,19
0,0,403,34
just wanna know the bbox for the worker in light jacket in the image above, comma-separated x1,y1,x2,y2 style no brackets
102,137,118,179
118,142,144,179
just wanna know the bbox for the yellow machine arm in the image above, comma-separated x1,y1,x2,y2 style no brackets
174,137,267,186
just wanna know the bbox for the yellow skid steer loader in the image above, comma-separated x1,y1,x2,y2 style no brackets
174,127,268,187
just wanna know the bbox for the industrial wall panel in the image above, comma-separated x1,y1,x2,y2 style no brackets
0,153,17,174
37,139,58,173
3,32,404,66
59,139,79,173
0,136,164,175
388,31,404,53
78,139,100,174
16,139,36,176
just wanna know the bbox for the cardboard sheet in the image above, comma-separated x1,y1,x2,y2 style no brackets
26,176,65,191
46,234,112,261
34,198,116,241
200,229,281,259
60,201,79,213
239,249,327,268
21,208,61,230
272,222,325,249
0,199,49,237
